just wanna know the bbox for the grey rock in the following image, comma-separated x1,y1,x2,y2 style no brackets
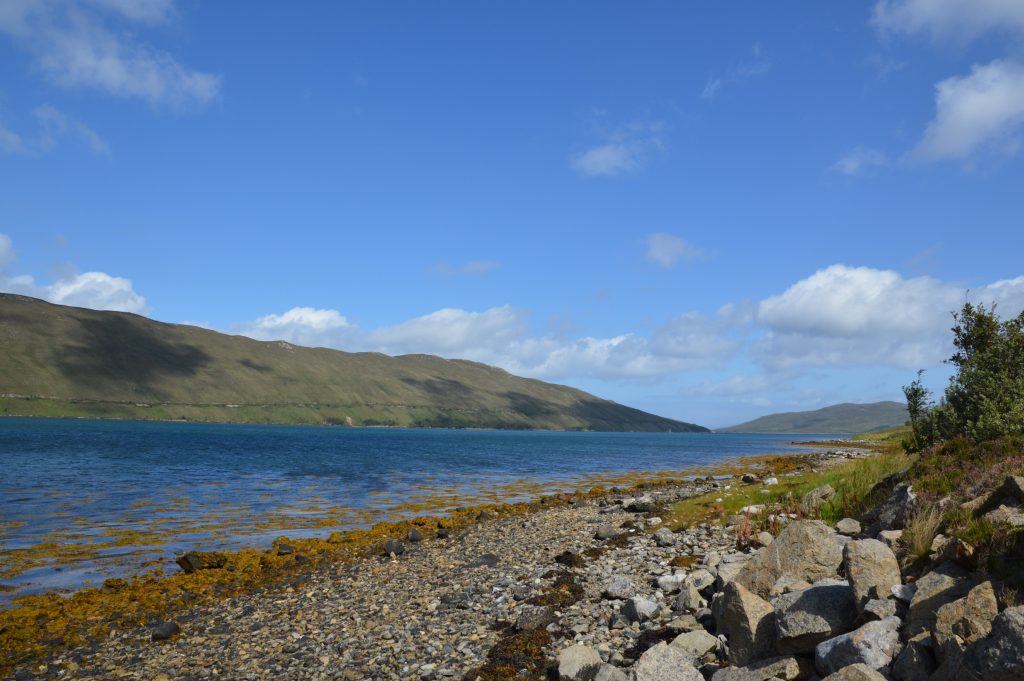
558,644,602,680
716,554,753,590
836,518,861,536
595,524,620,540
933,580,999,653
876,529,903,548
654,527,677,547
621,595,658,623
604,575,635,601
891,583,916,603
756,531,774,548
658,573,686,594
891,633,937,681
733,520,844,599
674,582,708,612
687,568,716,593
671,629,720,660
382,538,405,556
718,581,776,666
774,579,857,654
843,539,901,612
814,617,901,676
593,663,628,681
859,598,897,622
875,482,916,530
625,495,656,513
407,528,423,542
710,655,813,681
906,561,972,636
515,604,556,631
983,503,1024,527
802,485,836,513
150,620,180,641
957,605,1024,680
821,663,888,680
467,553,499,568
742,473,760,484
632,642,704,681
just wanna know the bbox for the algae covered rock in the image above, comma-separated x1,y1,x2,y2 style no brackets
175,551,227,573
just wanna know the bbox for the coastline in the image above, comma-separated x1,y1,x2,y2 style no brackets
0,442,874,677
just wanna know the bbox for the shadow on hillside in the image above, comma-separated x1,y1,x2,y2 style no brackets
401,376,473,400
57,316,211,396
505,391,556,418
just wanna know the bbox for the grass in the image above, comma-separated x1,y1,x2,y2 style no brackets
666,445,914,532
901,504,943,564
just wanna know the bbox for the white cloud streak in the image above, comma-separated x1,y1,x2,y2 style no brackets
645,233,702,268
434,260,501,277
571,120,665,177
700,42,771,101
1,105,110,156
0,0,220,109
832,147,888,175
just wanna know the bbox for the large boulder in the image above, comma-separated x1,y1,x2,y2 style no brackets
632,642,703,681
733,520,844,599
814,617,901,676
773,579,858,654
843,539,902,612
933,580,999,654
956,605,1024,680
821,664,888,681
710,655,813,681
557,644,602,680
718,581,776,666
906,561,973,637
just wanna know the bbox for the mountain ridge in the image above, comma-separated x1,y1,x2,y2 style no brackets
0,293,706,432
718,400,908,434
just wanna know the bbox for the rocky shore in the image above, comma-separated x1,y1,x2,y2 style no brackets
9,445,1022,681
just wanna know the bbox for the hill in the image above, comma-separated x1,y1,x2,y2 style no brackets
0,294,706,432
719,401,908,434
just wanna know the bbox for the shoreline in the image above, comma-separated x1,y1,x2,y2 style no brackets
0,443,872,677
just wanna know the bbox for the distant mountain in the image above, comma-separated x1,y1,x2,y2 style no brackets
719,401,908,434
0,294,706,432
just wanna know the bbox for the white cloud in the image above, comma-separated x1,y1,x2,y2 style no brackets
754,264,1024,369
700,43,771,101
0,233,147,312
0,0,220,109
237,307,353,348
434,259,501,276
571,120,665,177
873,0,1024,42
645,233,702,268
912,59,1024,161
1,105,110,156
832,147,888,175
368,306,526,357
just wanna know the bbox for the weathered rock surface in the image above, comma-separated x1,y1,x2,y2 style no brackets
733,520,843,599
873,482,916,530
957,605,1024,679
892,633,937,681
604,574,635,601
821,663,889,680
718,581,776,666
670,629,719,660
906,561,973,636
621,595,658,623
558,643,602,680
814,617,901,676
802,484,836,513
843,538,901,611
836,518,861,536
710,655,813,681
933,580,999,653
773,579,857,654
631,642,704,681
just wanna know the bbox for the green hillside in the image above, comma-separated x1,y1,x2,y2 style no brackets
0,294,705,432
719,401,908,434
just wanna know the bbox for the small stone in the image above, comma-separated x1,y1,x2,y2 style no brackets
891,583,916,602
836,518,861,536
604,575,635,601
859,598,897,622
558,644,602,680
632,642,703,681
174,551,227,573
382,538,405,556
276,543,294,556
593,663,628,681
595,524,619,540
876,529,903,547
892,633,937,681
407,528,423,542
756,531,774,547
467,553,499,568
653,527,676,547
621,595,658,623
435,527,450,539
150,620,180,642
671,629,719,660
515,605,555,631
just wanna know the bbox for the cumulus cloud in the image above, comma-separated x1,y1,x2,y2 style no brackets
754,264,1024,369
0,0,220,109
873,0,1024,42
645,233,703,268
912,60,1024,161
235,307,353,348
0,233,146,312
832,147,888,175
571,120,665,177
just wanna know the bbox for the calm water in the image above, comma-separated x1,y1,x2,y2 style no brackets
0,417,842,602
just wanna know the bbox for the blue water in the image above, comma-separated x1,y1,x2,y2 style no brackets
0,417,844,601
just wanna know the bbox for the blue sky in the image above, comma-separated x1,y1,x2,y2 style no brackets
2,1,1024,428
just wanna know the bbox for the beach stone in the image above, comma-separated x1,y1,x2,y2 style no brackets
773,579,857,654
742,473,759,484
957,605,1024,679
595,524,619,540
906,561,972,636
687,568,716,592
710,655,814,681
716,553,752,590
276,543,294,556
558,644,602,680
174,551,227,573
593,663,627,681
717,581,776,666
632,642,703,681
621,595,658,623
821,663,888,681
467,553,499,568
764,477,779,486
982,503,1024,527
734,520,844,599
435,527,450,539
933,580,999,653
836,518,861,536
802,485,836,513
625,495,656,512
150,620,180,642
658,573,686,593
382,538,405,556
875,483,916,530
891,633,937,681
673,582,708,612
515,605,556,631
653,527,676,547
407,528,423,542
843,539,901,611
604,575,635,601
814,617,901,676
671,629,720,659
